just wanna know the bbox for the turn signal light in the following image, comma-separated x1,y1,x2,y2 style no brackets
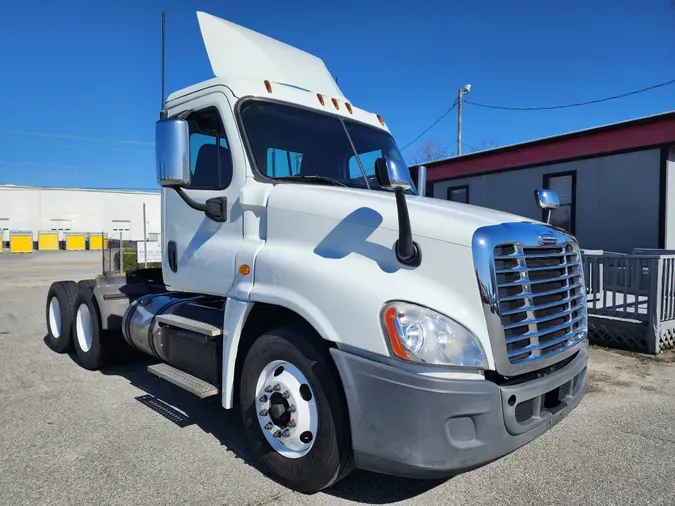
239,264,251,276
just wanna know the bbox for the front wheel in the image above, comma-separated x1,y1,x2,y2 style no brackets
240,326,353,493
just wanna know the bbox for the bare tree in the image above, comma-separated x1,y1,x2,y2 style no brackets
410,138,452,164
469,139,500,152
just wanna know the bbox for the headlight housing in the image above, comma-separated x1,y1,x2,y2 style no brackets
381,301,487,369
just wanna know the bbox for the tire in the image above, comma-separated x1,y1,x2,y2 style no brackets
45,281,80,353
72,287,109,370
240,326,354,493
77,279,97,291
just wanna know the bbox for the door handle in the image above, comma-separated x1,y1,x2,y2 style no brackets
168,241,178,272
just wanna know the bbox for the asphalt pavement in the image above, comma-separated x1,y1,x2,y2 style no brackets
0,251,674,505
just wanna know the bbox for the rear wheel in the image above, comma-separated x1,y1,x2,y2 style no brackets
45,281,80,353
72,288,108,370
240,326,353,493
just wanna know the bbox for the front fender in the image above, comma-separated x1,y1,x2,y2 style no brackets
249,208,494,368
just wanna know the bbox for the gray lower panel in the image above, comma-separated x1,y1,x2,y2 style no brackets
330,346,588,478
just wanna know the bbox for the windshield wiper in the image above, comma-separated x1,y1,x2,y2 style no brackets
272,175,348,187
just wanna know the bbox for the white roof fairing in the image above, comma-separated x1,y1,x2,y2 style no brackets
196,11,346,100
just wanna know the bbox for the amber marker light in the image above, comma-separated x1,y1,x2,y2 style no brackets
317,93,325,105
239,264,251,276
376,114,385,126
383,306,409,359
264,80,272,93
331,98,339,110
345,103,353,114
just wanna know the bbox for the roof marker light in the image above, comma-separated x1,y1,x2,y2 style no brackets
317,93,325,105
377,114,385,126
264,80,272,93
331,98,339,110
345,103,353,114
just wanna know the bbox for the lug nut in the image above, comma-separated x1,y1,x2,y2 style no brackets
264,422,273,430
282,429,290,438
273,430,281,438
283,391,290,399
265,385,273,393
259,395,268,403
288,420,296,428
259,409,268,416
273,384,281,392
289,405,296,413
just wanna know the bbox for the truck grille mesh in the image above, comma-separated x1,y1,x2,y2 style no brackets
493,243,587,365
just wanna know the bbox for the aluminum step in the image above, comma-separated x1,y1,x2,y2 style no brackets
155,313,222,337
147,363,219,399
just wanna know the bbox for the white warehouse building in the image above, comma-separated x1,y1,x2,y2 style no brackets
0,185,161,245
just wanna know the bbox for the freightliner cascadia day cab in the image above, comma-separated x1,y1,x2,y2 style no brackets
44,12,589,493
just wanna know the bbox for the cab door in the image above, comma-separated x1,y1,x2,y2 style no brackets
162,91,244,296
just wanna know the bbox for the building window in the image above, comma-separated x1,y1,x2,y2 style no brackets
447,185,469,204
187,107,233,190
543,171,576,234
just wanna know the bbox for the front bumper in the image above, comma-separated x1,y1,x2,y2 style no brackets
330,346,588,479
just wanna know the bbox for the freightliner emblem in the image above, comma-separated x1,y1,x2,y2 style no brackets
538,233,557,245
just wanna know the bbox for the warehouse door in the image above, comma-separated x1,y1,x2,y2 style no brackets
544,171,576,234
111,220,131,240
49,219,72,241
0,218,8,246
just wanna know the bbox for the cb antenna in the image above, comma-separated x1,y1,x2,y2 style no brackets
160,10,167,119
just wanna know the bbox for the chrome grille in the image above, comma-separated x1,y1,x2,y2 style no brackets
493,242,587,365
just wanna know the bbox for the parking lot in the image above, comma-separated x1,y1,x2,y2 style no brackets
0,252,674,505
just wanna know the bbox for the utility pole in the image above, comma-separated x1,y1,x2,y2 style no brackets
457,84,471,156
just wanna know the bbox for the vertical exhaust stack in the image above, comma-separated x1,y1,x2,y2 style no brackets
417,165,427,197
160,10,167,120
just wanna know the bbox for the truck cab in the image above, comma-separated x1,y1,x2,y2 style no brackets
45,11,588,494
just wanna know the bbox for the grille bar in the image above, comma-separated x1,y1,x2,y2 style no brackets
493,240,587,365
494,251,571,260
501,292,585,316
507,329,582,358
496,261,580,274
503,302,586,330
498,271,580,288
505,315,586,344
499,282,584,302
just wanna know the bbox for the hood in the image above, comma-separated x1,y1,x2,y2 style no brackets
196,11,345,99
266,184,532,247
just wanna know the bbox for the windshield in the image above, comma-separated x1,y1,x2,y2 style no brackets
239,100,415,193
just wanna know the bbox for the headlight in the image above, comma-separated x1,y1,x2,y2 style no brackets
381,302,487,368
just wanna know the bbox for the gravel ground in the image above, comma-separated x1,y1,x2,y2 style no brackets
0,252,674,505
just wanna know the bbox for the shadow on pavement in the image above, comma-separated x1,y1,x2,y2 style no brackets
45,335,448,503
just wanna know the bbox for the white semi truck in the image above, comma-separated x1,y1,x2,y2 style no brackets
44,11,589,493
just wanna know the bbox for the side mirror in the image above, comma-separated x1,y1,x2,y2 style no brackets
156,118,191,187
534,189,559,224
375,157,413,191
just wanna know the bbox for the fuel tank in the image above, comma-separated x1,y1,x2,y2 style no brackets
122,293,225,385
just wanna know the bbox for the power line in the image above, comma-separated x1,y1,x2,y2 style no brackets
0,129,154,145
465,78,675,111
400,99,458,151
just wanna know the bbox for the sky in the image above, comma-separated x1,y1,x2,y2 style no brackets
0,0,673,190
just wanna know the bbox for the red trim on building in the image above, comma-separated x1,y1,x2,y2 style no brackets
426,115,675,181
